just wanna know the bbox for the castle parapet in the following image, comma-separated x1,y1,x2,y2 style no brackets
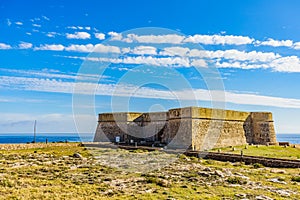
94,107,277,149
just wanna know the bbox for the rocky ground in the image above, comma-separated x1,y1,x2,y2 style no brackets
0,143,299,199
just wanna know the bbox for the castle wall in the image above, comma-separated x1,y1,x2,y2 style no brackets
192,119,249,150
250,112,277,144
190,107,250,150
94,107,277,149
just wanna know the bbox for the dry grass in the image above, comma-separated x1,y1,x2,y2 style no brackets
0,143,299,199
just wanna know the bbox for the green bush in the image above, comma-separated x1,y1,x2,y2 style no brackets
226,176,247,185
252,163,264,168
291,176,300,182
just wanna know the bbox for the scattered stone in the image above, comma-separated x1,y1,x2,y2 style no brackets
43,161,52,165
198,172,210,177
270,169,286,174
203,167,212,172
268,178,287,185
144,189,153,193
223,168,233,176
160,179,170,187
275,190,291,196
235,193,247,198
70,166,77,170
255,195,273,200
214,170,225,178
73,153,83,159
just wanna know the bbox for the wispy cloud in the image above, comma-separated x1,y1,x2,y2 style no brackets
6,19,12,26
42,15,50,21
32,23,41,28
0,68,109,82
1,74,300,109
15,21,23,26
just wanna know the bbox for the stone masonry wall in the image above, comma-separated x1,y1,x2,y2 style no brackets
251,112,277,144
94,107,277,149
192,119,249,150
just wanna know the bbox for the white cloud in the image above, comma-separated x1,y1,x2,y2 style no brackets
190,59,208,68
184,34,254,45
95,33,105,40
66,26,90,30
33,43,121,53
32,23,41,28
67,26,77,30
15,21,23,26
42,15,50,21
108,32,123,41
34,44,65,51
0,43,12,49
215,61,269,70
65,45,300,72
131,46,157,55
46,32,58,38
19,42,33,49
108,32,256,45
257,38,293,47
64,44,120,53
92,56,190,67
66,32,91,39
188,49,280,62
125,33,185,44
65,44,94,52
94,44,121,53
293,42,300,50
161,47,190,57
270,56,300,72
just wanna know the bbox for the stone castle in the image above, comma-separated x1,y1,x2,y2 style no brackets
94,107,277,150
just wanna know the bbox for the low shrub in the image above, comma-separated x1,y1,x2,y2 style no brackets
226,176,247,185
291,176,300,182
252,163,264,169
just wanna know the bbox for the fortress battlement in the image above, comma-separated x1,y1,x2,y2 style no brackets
94,107,277,150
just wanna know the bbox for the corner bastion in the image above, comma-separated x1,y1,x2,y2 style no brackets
94,107,277,150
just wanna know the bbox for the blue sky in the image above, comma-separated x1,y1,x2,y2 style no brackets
1,0,300,134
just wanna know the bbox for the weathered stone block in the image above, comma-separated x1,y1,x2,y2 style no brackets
94,106,277,149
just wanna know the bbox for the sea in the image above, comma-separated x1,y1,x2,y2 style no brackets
0,133,299,144
0,133,94,144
